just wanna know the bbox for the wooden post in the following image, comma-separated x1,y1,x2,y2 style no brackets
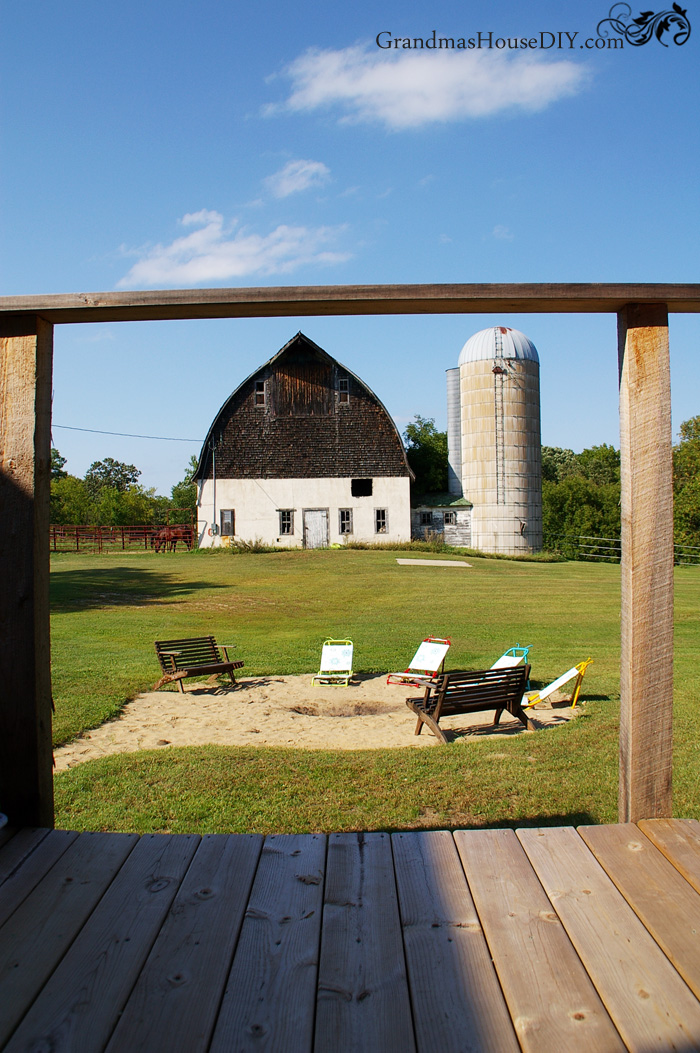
618,303,673,821
0,314,54,827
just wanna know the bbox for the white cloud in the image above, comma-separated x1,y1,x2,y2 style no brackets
117,211,350,288
265,159,331,198
492,225,515,240
268,43,587,130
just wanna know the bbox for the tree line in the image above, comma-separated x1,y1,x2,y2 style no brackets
50,452,197,525
403,415,700,549
51,414,700,548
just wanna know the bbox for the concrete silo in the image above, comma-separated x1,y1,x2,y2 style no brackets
446,326,542,555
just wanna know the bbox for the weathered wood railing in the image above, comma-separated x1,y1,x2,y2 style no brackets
2,283,699,827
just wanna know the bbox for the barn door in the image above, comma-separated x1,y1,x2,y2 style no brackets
303,509,329,549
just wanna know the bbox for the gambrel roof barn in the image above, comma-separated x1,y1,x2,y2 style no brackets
194,332,413,547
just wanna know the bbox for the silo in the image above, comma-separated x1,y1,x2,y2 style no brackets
446,366,462,495
457,326,542,554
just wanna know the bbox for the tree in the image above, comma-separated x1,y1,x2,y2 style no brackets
170,455,199,518
541,443,621,551
50,475,94,524
403,416,448,494
84,458,141,496
51,448,68,480
576,444,620,486
673,416,700,546
541,446,577,483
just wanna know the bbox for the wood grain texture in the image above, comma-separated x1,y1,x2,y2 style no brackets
518,825,700,1051
106,834,263,1053
638,818,700,893
0,315,54,827
580,822,700,998
0,827,50,886
4,833,199,1053
618,304,674,821
210,833,326,1053
0,831,137,1046
0,283,698,324
0,828,77,929
392,830,519,1053
454,829,625,1052
314,832,415,1053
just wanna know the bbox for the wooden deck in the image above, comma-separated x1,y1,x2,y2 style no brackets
1,820,700,1052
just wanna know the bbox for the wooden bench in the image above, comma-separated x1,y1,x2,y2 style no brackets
406,665,534,743
153,636,244,692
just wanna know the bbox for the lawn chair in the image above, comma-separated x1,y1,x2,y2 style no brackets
406,665,534,743
490,643,531,669
312,639,354,686
523,658,593,709
386,636,451,687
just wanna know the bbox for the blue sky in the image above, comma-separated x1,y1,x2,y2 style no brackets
2,0,698,494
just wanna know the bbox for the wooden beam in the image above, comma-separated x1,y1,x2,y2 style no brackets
618,303,673,822
0,282,699,324
0,315,54,827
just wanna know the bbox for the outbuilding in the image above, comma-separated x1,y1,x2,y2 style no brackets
194,332,413,548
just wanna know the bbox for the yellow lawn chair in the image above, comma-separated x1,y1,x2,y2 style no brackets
523,658,593,709
312,639,354,686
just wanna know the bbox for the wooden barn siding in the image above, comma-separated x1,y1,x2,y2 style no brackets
272,350,333,416
203,348,410,480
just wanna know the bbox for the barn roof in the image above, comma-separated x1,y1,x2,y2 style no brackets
191,332,412,482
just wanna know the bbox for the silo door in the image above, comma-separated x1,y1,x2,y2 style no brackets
303,509,329,549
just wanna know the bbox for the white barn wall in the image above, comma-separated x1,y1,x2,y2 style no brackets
198,477,411,548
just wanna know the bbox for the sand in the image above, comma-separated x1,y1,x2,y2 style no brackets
53,673,578,771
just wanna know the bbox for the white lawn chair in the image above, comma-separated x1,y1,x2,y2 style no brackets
386,637,451,687
491,643,531,669
523,658,593,709
312,639,354,686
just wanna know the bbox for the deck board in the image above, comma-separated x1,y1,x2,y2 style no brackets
518,825,700,1051
2,821,700,1052
315,832,415,1053
392,830,520,1053
209,833,326,1053
454,828,625,1052
106,833,263,1053
580,822,700,1000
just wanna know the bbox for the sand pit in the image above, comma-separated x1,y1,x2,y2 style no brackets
54,674,579,771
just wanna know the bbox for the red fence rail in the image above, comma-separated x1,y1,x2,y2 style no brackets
50,523,196,553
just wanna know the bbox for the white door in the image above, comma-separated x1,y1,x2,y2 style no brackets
303,509,329,549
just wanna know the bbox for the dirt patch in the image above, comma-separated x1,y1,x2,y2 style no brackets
53,673,578,771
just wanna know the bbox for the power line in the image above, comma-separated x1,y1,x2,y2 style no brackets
53,425,204,442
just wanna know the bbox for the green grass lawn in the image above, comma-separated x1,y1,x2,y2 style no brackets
50,548,700,832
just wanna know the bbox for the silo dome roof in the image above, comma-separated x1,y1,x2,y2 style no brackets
458,326,539,366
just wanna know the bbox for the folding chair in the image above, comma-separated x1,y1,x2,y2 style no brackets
523,658,593,709
311,640,354,686
490,643,531,669
386,637,451,687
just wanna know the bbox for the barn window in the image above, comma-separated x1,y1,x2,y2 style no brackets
351,478,373,497
375,509,388,534
220,509,235,536
339,509,353,534
420,511,433,525
444,511,456,525
279,509,294,535
338,376,350,404
255,380,266,406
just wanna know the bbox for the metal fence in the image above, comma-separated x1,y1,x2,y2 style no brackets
50,522,195,553
543,534,700,565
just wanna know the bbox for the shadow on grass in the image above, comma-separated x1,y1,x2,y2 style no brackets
50,565,230,613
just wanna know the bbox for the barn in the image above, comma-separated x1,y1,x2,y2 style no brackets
194,332,413,547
